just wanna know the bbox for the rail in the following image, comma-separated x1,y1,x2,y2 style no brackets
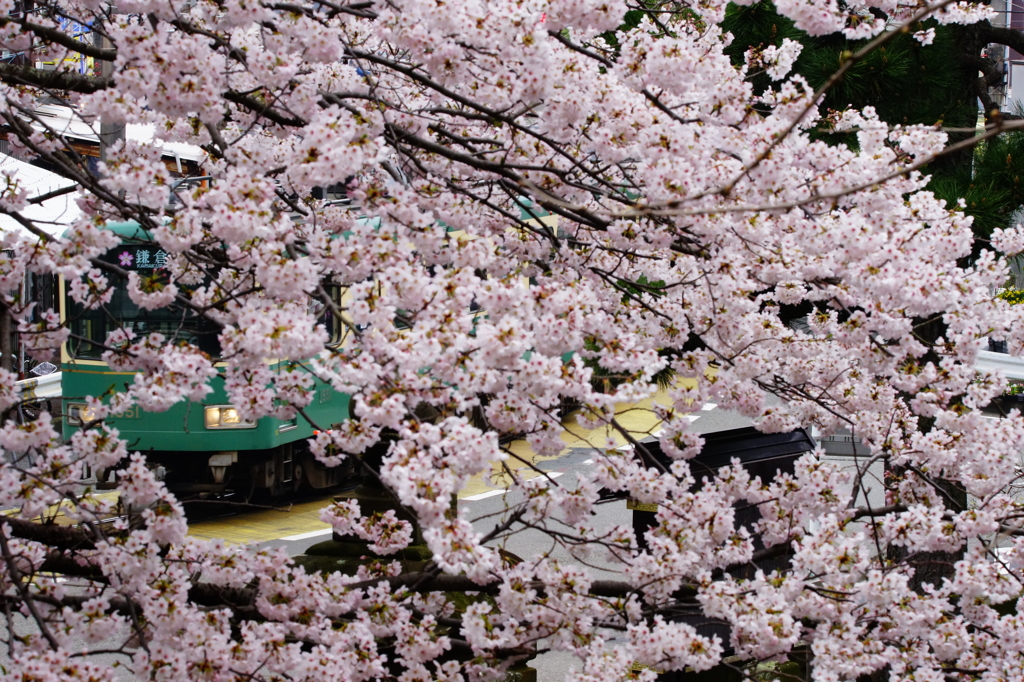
13,371,62,401
978,349,1024,381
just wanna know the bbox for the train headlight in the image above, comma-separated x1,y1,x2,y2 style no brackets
67,403,97,426
204,405,256,429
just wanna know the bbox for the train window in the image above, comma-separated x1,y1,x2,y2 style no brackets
312,285,344,346
312,181,353,203
67,245,222,358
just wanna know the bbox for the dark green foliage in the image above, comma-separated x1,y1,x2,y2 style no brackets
616,273,666,304
946,132,1024,242
584,266,679,391
721,2,1021,242
722,3,977,131
598,8,645,49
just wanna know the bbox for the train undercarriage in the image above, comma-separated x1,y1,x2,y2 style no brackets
105,443,359,501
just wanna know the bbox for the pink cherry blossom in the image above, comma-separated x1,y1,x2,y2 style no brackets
0,1,1018,681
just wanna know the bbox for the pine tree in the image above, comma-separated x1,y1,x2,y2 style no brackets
722,2,1024,256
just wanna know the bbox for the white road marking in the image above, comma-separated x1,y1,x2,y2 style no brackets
464,472,566,501
684,415,700,422
702,403,717,411
581,459,594,464
463,488,508,501
280,527,334,542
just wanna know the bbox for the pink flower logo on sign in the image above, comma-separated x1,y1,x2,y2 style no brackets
118,251,134,267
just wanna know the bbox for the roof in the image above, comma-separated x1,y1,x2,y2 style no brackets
22,104,207,163
0,153,75,197
0,153,82,237
636,425,817,479
692,426,816,470
69,220,151,242
977,349,1024,381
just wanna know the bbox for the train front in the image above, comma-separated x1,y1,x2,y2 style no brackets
61,223,353,499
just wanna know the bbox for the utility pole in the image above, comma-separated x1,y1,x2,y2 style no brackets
92,8,123,164
0,300,11,374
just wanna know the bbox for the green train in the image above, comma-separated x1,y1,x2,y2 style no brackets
60,222,355,499
58,200,561,499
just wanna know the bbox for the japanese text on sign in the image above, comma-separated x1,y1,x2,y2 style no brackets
116,249,169,270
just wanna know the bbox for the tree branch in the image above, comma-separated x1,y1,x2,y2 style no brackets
0,16,117,61
0,63,109,93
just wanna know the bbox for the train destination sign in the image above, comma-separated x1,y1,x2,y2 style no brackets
113,247,170,270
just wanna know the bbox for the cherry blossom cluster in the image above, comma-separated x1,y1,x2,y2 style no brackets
0,0,1020,680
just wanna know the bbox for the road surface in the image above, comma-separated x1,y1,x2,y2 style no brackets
183,398,755,682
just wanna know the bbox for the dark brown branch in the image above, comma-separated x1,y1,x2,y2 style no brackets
0,16,117,61
27,183,79,205
3,516,97,551
0,63,109,93
976,23,1024,58
223,90,308,128
378,572,650,597
0,531,60,649
38,551,107,580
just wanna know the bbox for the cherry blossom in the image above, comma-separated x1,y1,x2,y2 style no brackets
0,0,1020,680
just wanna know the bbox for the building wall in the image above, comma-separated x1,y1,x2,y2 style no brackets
995,0,1024,114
